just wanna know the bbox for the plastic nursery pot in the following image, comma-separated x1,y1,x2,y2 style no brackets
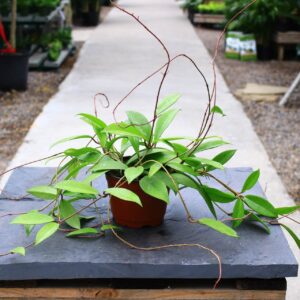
106,173,168,228
82,11,100,26
0,52,29,91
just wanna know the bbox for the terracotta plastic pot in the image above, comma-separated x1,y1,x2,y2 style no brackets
106,173,167,228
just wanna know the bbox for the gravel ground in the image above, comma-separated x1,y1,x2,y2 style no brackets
195,26,300,202
0,43,83,175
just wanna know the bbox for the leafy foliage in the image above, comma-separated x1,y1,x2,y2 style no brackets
9,91,300,252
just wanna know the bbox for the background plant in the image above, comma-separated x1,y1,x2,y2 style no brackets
224,0,300,46
198,1,225,14
181,0,203,11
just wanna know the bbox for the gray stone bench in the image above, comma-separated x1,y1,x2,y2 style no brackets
0,167,297,299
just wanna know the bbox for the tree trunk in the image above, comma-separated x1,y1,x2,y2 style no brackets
10,0,17,49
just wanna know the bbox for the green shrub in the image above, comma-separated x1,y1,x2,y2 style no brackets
224,0,300,46
197,1,225,14
48,39,62,61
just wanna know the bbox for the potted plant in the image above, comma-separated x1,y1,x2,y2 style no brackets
181,0,204,23
0,2,299,261
82,0,101,26
72,0,101,26
0,0,29,91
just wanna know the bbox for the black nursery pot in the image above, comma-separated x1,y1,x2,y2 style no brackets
257,44,273,61
0,52,29,91
82,11,100,26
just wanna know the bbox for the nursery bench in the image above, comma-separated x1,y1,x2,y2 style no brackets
0,167,297,299
193,14,225,26
274,31,300,60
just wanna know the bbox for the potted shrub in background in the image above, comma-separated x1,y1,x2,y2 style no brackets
0,0,29,91
71,0,101,26
224,0,300,60
181,0,204,23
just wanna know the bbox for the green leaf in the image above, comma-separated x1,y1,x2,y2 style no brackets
101,224,121,231
27,185,58,200
167,162,198,176
160,136,194,142
172,173,199,190
162,140,189,156
148,162,162,177
232,199,245,228
125,166,144,183
280,224,300,249
211,105,225,116
128,136,140,154
11,211,54,225
105,188,142,206
64,147,100,157
198,218,239,238
139,176,169,203
154,109,179,142
156,93,181,114
197,185,217,219
126,111,151,140
51,135,93,148
241,169,260,193
65,162,90,180
202,186,236,203
206,149,237,172
83,171,106,184
187,157,224,170
244,195,278,218
276,205,300,215
79,215,96,221
153,171,178,192
67,228,98,237
59,200,81,229
11,247,25,256
35,222,59,245
79,113,107,130
55,180,99,195
93,156,127,172
24,224,34,236
194,139,229,153
247,212,270,234
143,151,177,167
104,122,145,139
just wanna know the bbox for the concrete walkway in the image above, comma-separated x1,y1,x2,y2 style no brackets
2,0,299,297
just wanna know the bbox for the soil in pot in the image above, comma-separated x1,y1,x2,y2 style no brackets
106,173,167,228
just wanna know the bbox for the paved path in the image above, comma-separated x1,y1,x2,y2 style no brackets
2,0,299,297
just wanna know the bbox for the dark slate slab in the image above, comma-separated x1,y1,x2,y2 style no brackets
0,167,298,281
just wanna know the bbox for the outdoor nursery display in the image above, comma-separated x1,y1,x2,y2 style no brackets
0,0,299,286
0,0,73,82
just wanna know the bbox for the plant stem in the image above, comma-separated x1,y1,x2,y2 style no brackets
10,0,17,49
